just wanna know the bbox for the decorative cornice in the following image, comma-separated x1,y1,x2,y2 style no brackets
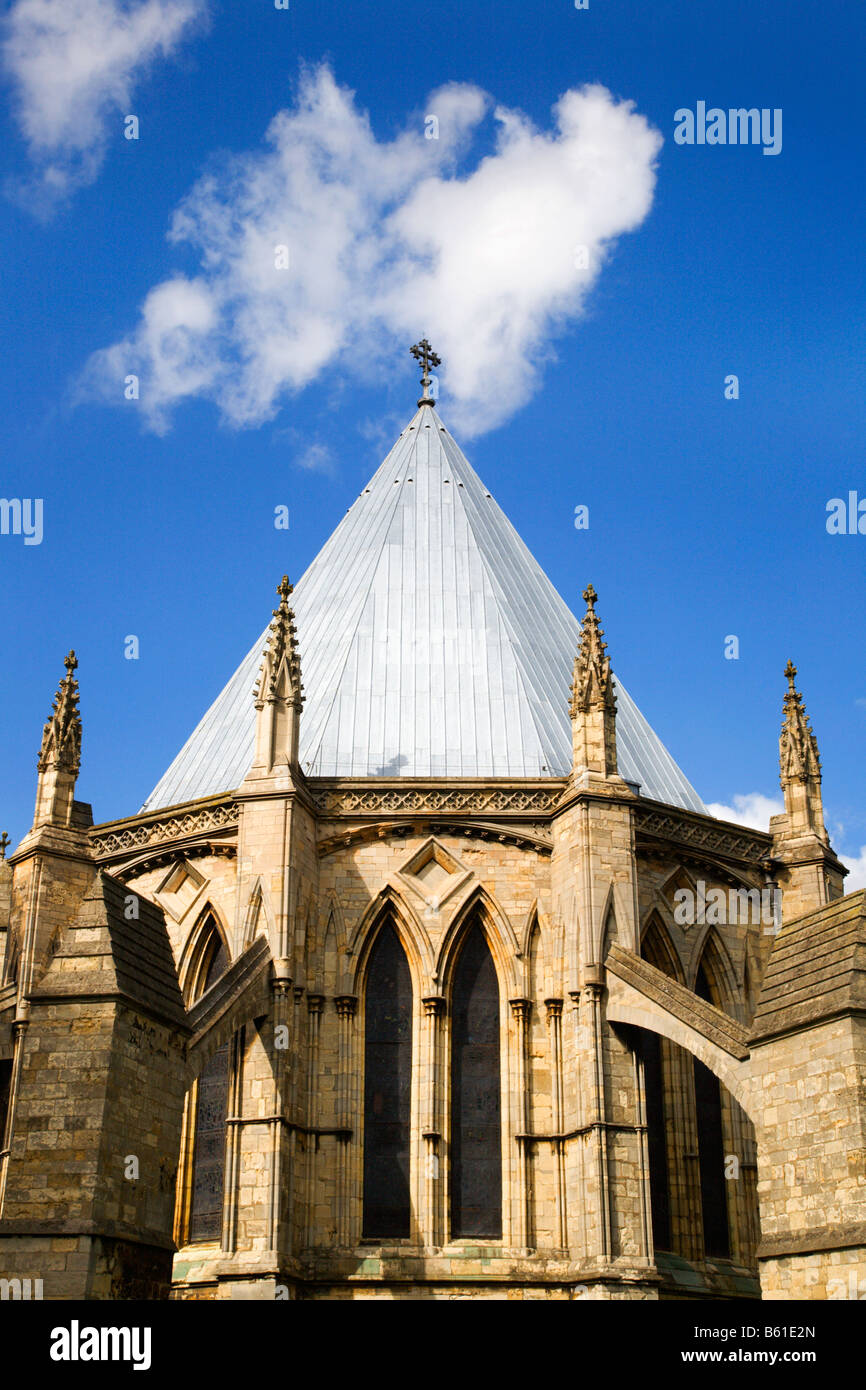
88,785,769,875
634,803,771,867
311,781,564,818
91,797,239,861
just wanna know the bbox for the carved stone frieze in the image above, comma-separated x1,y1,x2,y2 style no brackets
91,799,239,860
311,783,564,817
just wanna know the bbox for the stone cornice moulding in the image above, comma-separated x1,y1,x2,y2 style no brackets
88,783,773,875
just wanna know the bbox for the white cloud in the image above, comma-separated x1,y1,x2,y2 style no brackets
81,64,662,435
3,0,206,207
295,442,334,474
706,792,784,830
709,794,866,893
840,847,866,892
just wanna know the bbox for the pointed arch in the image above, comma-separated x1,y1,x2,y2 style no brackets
240,876,275,952
598,884,618,960
177,908,232,1246
349,885,434,996
178,905,231,1006
361,922,413,1238
309,891,348,995
518,899,541,961
437,884,519,997
450,922,502,1239
643,880,686,944
691,943,733,1260
640,911,684,983
689,926,740,1019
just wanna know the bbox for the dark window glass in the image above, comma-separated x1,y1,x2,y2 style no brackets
0,1060,12,1149
189,936,229,1243
637,1028,671,1251
451,925,501,1239
693,964,730,1259
362,924,413,1238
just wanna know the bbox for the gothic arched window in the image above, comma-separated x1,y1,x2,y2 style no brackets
362,924,413,1239
186,923,230,1244
450,925,501,1239
637,916,679,1252
693,961,731,1259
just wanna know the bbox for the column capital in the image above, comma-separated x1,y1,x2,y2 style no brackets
582,963,606,996
509,997,532,1023
544,997,563,1021
334,994,358,1019
422,995,445,1018
306,993,325,1015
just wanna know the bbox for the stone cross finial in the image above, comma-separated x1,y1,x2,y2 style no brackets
571,583,615,717
569,583,618,778
780,660,821,788
37,650,82,776
0,832,9,858
254,574,303,707
410,339,441,405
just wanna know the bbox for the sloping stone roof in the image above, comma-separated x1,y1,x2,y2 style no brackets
32,869,186,1028
750,889,866,1043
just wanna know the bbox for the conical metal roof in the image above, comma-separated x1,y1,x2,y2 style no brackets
142,404,705,812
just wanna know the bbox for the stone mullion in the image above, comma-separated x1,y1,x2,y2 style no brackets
671,1044,702,1262
222,1025,246,1254
724,1093,756,1268
334,996,357,1247
584,974,611,1259
566,990,584,1252
631,1032,653,1261
284,984,304,1254
545,999,567,1251
303,995,324,1249
422,996,444,1248
267,980,292,1252
740,1108,759,1265
510,998,532,1250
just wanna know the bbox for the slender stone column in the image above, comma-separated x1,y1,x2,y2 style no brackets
268,978,293,1252
583,971,611,1259
334,995,357,1246
222,1026,247,1254
545,999,567,1251
303,995,324,1249
510,998,532,1250
421,996,444,1247
631,1030,652,1262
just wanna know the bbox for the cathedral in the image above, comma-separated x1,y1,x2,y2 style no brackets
0,346,864,1301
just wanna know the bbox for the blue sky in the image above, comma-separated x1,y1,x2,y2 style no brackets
1,0,864,879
